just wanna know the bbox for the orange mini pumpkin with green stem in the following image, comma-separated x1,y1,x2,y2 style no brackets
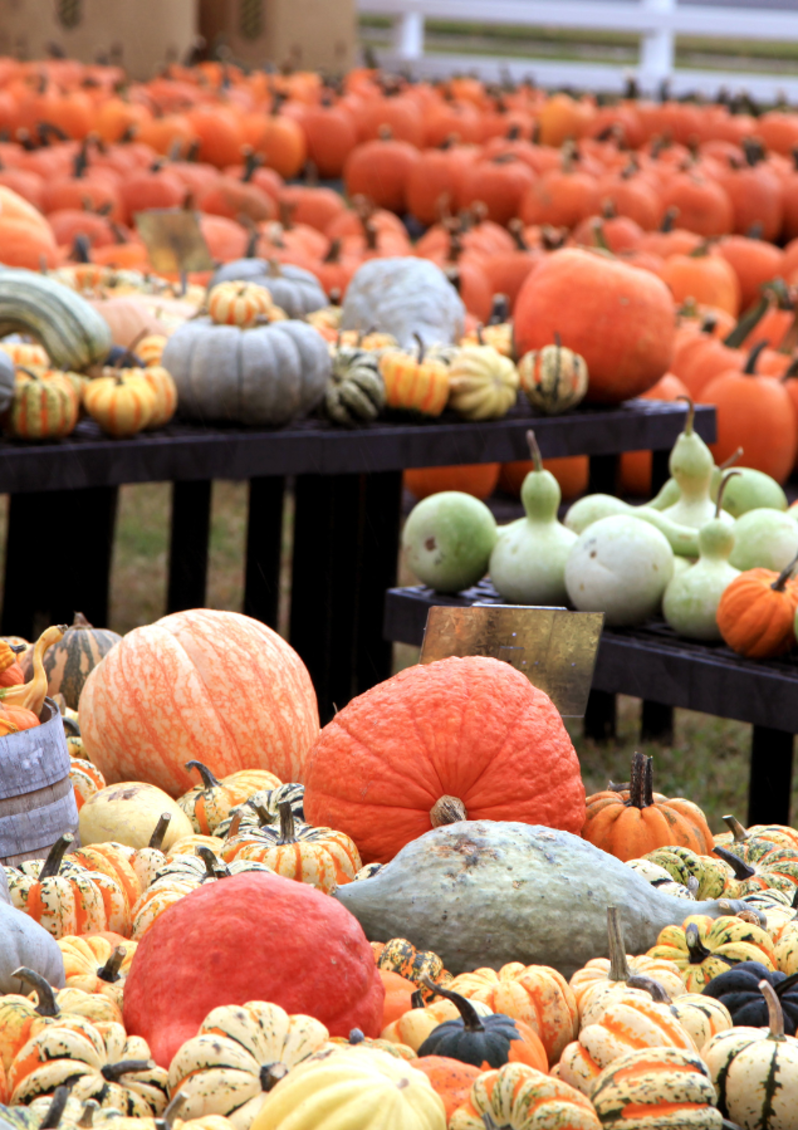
581,751,713,862
378,335,450,417
716,553,798,659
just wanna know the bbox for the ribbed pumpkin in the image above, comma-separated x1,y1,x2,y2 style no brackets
450,1063,600,1130
716,556,798,658
588,1046,722,1130
378,340,450,416
177,762,282,835
514,249,676,403
19,613,121,710
647,915,776,991
7,369,78,439
381,998,494,1054
168,1000,330,1128
712,841,798,899
79,609,319,797
668,993,733,1051
446,344,520,421
581,753,713,862
325,346,386,426
519,335,589,415
83,371,156,437
207,282,278,328
142,365,178,429
57,935,136,1009
303,656,586,865
701,961,798,1035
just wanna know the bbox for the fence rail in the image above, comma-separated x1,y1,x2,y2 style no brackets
358,0,798,99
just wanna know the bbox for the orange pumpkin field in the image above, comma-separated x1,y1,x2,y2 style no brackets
3,48,798,1130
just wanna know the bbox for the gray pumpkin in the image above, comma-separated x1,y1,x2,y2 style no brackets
161,317,331,426
341,258,466,348
0,900,65,992
334,821,746,978
209,260,327,318
326,347,386,427
0,351,14,415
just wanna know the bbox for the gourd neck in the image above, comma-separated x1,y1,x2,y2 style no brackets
521,428,560,521
185,759,222,790
697,470,739,560
668,396,714,499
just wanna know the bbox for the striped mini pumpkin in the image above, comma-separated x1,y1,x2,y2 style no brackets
589,1046,722,1130
167,1001,329,1127
8,369,78,438
82,371,156,436
23,612,121,710
208,281,276,328
135,334,169,366
68,842,141,910
57,934,137,1009
142,364,178,429
451,1063,600,1130
177,762,281,835
647,914,776,992
0,342,49,367
68,758,107,812
378,346,450,416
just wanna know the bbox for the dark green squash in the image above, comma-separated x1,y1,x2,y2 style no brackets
416,978,545,1069
702,960,798,1034
21,612,121,709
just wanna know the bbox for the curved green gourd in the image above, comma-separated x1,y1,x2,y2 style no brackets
661,396,728,529
709,463,788,517
730,508,798,572
489,430,577,604
565,494,699,557
0,270,112,370
662,471,742,641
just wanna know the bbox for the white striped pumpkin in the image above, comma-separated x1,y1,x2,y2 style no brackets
668,993,733,1051
589,1045,722,1130
68,758,107,812
168,1001,329,1129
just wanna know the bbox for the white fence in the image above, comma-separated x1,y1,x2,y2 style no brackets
357,0,798,101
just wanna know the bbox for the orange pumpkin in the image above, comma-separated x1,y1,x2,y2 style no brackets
658,247,741,317
514,249,676,403
412,1056,483,1121
79,609,319,797
716,557,798,659
403,464,500,501
303,655,586,864
379,969,417,1028
581,751,713,862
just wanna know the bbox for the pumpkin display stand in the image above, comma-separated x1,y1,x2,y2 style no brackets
0,696,79,865
384,581,798,827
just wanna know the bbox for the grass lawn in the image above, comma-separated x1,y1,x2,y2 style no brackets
98,479,795,835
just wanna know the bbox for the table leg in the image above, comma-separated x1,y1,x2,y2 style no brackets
2,487,117,638
290,474,361,724
748,725,794,825
355,470,402,696
641,700,674,744
244,477,285,631
167,480,212,613
588,454,619,496
583,689,617,742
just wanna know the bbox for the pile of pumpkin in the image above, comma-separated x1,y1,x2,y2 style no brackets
4,615,798,1129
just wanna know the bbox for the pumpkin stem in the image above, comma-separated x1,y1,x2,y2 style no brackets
487,294,510,325
410,989,425,1009
724,296,769,349
626,974,672,1003
96,946,126,984
11,967,60,1017
39,1087,70,1130
626,752,653,810
38,834,74,880
715,470,741,519
675,394,695,435
526,429,543,472
260,1063,289,1091
713,843,756,880
196,845,229,879
185,760,222,790
412,331,426,365
72,612,92,628
253,803,274,827
277,800,298,844
100,1060,154,1082
759,979,786,1039
685,922,712,963
606,906,633,982
719,447,744,472
420,976,486,1032
721,814,750,843
508,219,529,252
430,796,467,827
148,814,171,851
771,551,798,593
743,339,769,375
226,811,244,839
78,1100,100,1128
159,1093,188,1128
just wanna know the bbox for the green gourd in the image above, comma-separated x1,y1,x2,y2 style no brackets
565,495,699,557
661,397,731,530
662,471,741,641
729,508,798,572
709,460,787,517
402,492,497,594
489,430,577,604
334,821,746,978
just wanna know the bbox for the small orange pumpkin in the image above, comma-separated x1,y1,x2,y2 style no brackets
378,339,450,417
716,555,798,658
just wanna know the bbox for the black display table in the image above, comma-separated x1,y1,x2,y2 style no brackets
0,399,715,723
383,581,795,826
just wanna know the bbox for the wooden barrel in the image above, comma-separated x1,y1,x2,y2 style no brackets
0,697,78,866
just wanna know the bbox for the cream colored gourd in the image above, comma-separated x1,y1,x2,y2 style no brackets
662,471,741,641
447,343,519,421
730,507,798,571
79,783,193,850
489,430,577,604
662,398,732,530
564,515,674,626
565,494,700,557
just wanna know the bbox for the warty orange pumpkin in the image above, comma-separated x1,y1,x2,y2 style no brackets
303,655,586,864
79,609,319,797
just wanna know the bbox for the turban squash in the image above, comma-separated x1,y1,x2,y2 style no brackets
79,609,319,797
303,655,585,864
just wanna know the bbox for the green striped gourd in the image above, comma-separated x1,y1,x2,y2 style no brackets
0,271,112,370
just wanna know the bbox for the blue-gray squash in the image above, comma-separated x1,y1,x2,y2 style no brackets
334,821,745,978
161,317,331,426
341,258,466,348
0,900,65,992
209,260,327,318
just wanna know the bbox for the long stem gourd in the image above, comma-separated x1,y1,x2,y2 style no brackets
0,625,65,714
